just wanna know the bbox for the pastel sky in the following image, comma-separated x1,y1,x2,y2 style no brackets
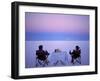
25,12,89,41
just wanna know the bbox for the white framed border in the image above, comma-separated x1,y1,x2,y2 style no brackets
19,5,95,76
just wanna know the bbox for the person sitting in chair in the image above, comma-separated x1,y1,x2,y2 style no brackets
36,45,49,66
69,46,81,64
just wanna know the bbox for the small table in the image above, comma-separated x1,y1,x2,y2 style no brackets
48,51,68,66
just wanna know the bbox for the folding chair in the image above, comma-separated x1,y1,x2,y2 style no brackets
36,51,49,67
73,55,81,64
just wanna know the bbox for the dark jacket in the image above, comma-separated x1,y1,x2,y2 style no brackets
36,50,49,61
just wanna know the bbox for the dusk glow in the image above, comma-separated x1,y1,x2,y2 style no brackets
25,12,89,41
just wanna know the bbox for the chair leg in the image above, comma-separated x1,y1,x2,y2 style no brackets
36,59,38,67
36,63,38,67
36,58,49,67
79,57,81,64
75,57,81,64
71,57,75,64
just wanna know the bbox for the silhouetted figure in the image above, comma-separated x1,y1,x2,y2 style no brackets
69,46,81,64
36,45,49,66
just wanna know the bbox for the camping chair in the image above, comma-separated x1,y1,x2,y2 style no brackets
36,51,49,67
69,50,81,64
73,55,81,64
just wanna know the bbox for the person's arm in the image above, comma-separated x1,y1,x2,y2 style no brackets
45,51,49,55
